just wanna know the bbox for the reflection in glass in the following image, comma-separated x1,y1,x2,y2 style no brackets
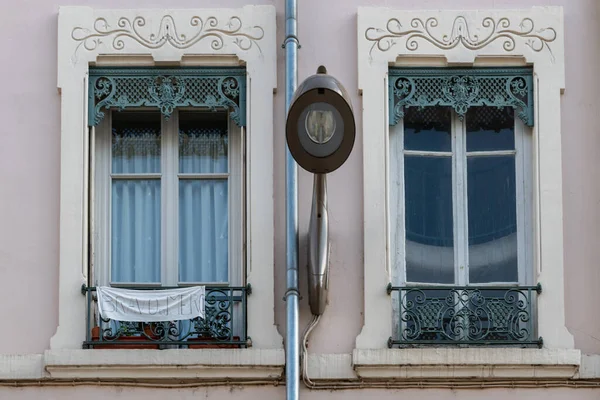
467,156,518,283
179,180,228,283
111,180,161,283
179,112,228,174
404,155,454,283
466,106,515,152
112,112,161,174
404,107,452,152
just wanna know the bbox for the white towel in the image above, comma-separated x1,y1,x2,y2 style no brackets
96,286,205,322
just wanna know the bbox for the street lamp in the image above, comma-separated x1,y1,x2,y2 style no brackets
286,66,355,315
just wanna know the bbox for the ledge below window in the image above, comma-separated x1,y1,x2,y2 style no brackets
352,348,581,380
44,349,284,381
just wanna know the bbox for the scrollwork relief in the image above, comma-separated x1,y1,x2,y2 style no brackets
366,16,556,61
72,15,264,57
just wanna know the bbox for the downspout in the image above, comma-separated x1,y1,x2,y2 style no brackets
284,0,300,399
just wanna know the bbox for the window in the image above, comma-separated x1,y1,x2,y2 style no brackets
385,67,540,346
356,7,575,377
55,6,281,368
85,67,249,348
94,110,242,287
391,105,532,286
389,105,539,345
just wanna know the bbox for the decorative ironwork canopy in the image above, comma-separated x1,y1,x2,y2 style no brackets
88,67,247,127
389,67,534,127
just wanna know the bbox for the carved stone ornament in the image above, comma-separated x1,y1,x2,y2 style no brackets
71,15,264,57
389,68,534,126
89,68,246,127
366,16,557,61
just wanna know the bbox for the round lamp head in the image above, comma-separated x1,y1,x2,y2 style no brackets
286,66,355,174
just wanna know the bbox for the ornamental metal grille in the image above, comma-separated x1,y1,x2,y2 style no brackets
387,284,542,348
82,285,250,349
389,68,534,127
88,68,246,127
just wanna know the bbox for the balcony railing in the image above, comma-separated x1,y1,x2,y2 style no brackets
82,285,250,349
387,284,542,348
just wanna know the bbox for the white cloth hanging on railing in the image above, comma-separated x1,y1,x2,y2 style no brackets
96,286,205,322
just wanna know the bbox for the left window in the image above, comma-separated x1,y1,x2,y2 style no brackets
55,7,281,352
94,109,242,287
85,68,248,348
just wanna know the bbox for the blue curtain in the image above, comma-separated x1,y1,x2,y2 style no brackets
178,126,229,283
109,113,229,285
111,118,161,283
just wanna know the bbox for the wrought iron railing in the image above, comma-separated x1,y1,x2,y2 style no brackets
387,284,542,348
82,285,250,349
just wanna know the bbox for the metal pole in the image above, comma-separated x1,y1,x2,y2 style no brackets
284,0,299,399
307,173,328,316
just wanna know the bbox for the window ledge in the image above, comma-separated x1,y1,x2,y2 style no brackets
0,354,45,380
44,349,284,381
578,354,600,379
352,348,581,379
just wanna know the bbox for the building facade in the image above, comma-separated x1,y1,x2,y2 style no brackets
1,0,600,398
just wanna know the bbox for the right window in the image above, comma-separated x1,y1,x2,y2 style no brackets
389,68,539,346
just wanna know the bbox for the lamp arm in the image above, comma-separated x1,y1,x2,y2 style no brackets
307,173,329,316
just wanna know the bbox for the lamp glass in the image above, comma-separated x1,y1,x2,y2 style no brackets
305,108,336,144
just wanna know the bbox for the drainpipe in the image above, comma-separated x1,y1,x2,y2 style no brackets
284,0,300,399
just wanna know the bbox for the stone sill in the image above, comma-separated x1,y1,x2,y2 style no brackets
1,349,595,382
44,349,284,380
352,348,582,379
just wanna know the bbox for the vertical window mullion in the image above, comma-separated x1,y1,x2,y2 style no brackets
162,112,178,286
389,121,405,342
390,122,405,286
100,113,112,286
171,111,180,286
452,113,469,286
515,117,527,285
227,116,233,285
229,118,243,286
160,114,168,286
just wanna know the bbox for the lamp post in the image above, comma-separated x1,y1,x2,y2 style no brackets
286,65,355,316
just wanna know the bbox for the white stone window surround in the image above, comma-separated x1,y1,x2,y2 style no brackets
53,6,282,375
356,6,579,376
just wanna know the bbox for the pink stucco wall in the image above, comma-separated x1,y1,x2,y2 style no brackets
1,0,600,397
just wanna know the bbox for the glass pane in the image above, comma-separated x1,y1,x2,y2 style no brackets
179,180,228,283
111,180,161,283
405,155,453,283
179,111,228,174
466,106,515,152
112,112,161,174
403,107,451,152
468,156,518,283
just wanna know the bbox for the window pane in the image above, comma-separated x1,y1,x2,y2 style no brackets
179,112,228,174
112,112,161,174
111,180,161,283
179,180,228,283
466,106,515,152
468,156,518,283
405,156,453,283
403,107,451,152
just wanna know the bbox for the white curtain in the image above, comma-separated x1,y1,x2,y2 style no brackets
111,126,161,283
179,127,229,283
